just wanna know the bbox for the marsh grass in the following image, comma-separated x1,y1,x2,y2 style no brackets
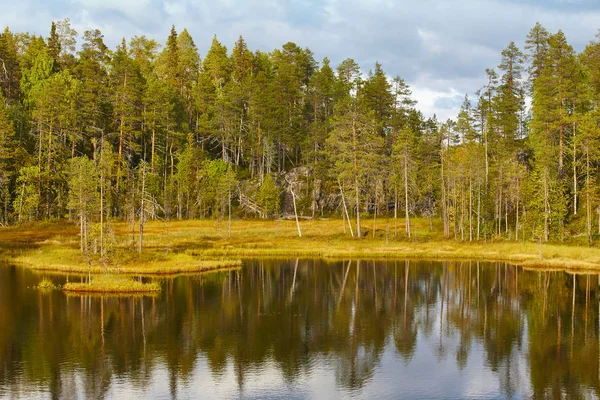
2,218,600,272
62,275,160,294
36,278,58,290
15,244,241,275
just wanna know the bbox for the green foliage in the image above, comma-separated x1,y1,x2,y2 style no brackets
67,156,98,217
0,19,598,246
198,159,230,216
258,174,280,218
13,166,39,222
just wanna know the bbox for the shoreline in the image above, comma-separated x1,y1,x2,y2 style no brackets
1,219,599,278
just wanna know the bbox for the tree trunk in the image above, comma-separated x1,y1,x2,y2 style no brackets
373,183,378,239
290,187,302,238
138,163,146,254
151,108,156,171
394,182,398,238
469,175,473,242
338,179,354,238
352,116,361,237
573,121,577,215
441,147,449,238
312,94,318,218
515,178,520,242
404,153,410,239
477,183,481,240
100,137,104,258
228,186,232,239
586,147,591,239
543,167,549,242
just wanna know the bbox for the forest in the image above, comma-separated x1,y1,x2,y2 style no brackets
0,20,599,245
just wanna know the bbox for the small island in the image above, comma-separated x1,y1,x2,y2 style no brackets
62,275,161,294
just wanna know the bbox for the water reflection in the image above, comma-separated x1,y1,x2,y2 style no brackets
0,260,599,399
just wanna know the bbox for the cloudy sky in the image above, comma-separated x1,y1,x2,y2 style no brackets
1,0,599,120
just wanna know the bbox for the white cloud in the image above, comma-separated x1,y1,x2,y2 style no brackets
417,28,443,54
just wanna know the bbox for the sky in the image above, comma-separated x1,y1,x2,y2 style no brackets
1,0,599,120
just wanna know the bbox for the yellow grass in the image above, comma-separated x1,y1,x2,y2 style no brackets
1,218,600,272
36,277,58,290
15,245,240,275
63,275,160,294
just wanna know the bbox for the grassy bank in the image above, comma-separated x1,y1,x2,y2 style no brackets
0,221,241,276
17,244,241,275
62,276,160,294
1,218,600,272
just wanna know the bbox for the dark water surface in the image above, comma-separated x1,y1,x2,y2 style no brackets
1,259,599,399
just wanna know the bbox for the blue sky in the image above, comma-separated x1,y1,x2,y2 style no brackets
1,0,599,120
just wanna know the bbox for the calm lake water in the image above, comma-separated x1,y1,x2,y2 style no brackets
0,259,599,399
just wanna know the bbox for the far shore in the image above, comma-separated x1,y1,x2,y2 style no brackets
0,219,599,277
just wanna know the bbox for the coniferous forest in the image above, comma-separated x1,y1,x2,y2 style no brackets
1,20,599,243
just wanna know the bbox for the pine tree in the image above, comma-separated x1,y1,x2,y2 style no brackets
162,26,180,90
258,173,280,219
525,22,550,94
0,92,15,223
177,29,200,130
110,38,144,212
0,28,22,101
326,58,383,237
47,21,61,71
67,156,98,258
392,126,417,238
307,57,335,217
203,35,231,161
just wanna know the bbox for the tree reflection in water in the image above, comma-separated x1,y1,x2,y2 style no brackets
0,259,599,399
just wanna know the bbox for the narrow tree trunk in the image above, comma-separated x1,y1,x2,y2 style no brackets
228,186,232,239
573,121,577,215
498,178,502,237
586,147,591,239
151,108,156,170
290,187,302,238
441,147,449,238
469,174,473,242
138,163,146,254
515,178,520,242
100,138,104,258
79,205,84,254
373,183,378,239
505,196,508,236
453,179,458,239
352,116,361,237
312,95,318,218
338,179,354,238
37,118,42,219
543,167,549,242
477,183,481,240
404,154,410,239
559,122,564,175
394,182,398,238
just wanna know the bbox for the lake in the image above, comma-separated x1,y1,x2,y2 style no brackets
0,259,598,399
